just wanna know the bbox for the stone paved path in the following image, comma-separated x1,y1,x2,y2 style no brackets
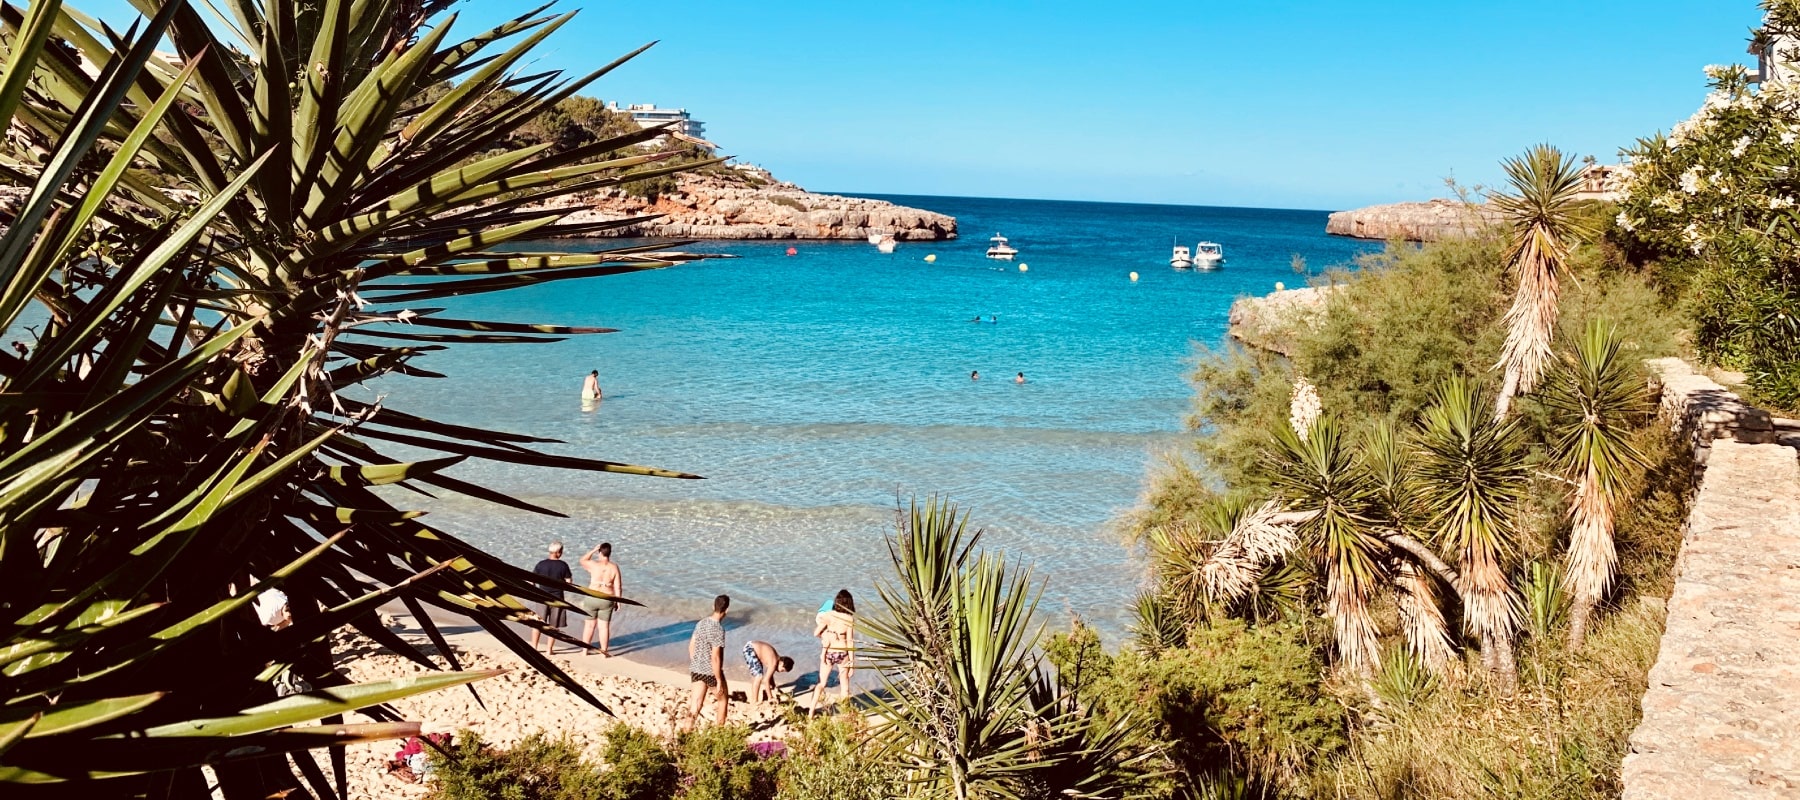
1620,437,1800,798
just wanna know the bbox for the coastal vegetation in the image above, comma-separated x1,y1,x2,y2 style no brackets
1,0,1792,797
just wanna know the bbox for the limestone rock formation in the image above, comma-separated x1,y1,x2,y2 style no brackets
1326,199,1502,242
549,172,958,241
1227,285,1341,356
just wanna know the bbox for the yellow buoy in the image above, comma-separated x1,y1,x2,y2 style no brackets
1275,281,1286,291
1018,263,1029,272
924,254,937,263
1129,271,1139,282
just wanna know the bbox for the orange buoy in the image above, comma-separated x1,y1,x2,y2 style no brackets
786,246,797,256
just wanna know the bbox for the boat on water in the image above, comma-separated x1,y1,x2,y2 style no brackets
1194,241,1224,270
1170,244,1193,269
875,233,898,253
985,233,1018,261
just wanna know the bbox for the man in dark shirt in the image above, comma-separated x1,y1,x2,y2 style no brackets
530,541,573,655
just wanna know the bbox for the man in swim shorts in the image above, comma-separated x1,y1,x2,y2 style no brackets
682,595,730,732
529,542,573,655
741,640,795,707
578,542,622,657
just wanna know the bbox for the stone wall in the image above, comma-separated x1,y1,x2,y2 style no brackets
1619,359,1800,798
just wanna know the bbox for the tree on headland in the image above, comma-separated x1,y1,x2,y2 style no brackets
1491,144,1595,420
0,0,715,792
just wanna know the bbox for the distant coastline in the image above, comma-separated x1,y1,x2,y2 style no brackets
536,170,959,241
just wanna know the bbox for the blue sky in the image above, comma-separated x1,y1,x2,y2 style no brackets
81,1,1763,209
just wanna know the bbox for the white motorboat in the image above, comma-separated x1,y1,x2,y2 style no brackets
1170,244,1193,269
1194,241,1224,270
875,234,898,253
985,233,1018,261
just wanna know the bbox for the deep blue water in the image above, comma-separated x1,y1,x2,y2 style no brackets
362,195,1379,663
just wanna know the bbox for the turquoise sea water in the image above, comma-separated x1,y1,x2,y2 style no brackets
364,195,1380,667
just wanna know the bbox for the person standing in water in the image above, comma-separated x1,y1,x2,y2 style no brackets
581,370,602,402
1015,372,1026,384
812,590,857,715
578,542,622,657
971,370,980,381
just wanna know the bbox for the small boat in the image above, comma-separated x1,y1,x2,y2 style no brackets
1170,244,1193,269
1194,241,1224,270
985,233,1018,261
867,232,884,245
875,234,898,254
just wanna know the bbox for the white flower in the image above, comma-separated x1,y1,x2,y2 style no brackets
1769,195,1796,210
1732,136,1754,157
1617,211,1637,232
1680,168,1704,195
1289,376,1322,441
1704,64,1732,80
1783,130,1798,146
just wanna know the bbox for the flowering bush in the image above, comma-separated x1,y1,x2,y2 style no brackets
1616,0,1800,406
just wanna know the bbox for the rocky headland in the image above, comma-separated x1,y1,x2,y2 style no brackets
1326,199,1502,242
1227,285,1340,357
545,171,958,241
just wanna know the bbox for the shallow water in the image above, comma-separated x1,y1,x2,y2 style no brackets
361,195,1379,667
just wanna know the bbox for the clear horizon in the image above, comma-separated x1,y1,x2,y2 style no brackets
78,0,1765,209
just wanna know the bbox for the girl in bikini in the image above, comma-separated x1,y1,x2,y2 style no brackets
812,589,856,715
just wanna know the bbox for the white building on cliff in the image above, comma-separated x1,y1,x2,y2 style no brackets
606,102,705,140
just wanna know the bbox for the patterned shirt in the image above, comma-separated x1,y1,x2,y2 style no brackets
689,616,725,677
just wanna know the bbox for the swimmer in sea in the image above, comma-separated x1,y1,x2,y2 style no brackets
1015,372,1026,384
990,314,997,323
971,370,980,381
582,370,602,401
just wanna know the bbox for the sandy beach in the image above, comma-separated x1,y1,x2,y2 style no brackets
334,612,811,800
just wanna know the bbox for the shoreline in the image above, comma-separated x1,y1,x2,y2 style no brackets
339,608,856,799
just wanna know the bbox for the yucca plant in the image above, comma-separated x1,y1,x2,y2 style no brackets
864,500,1154,799
1540,321,1649,650
1413,377,1528,687
1264,418,1388,675
1491,144,1595,420
1,0,714,792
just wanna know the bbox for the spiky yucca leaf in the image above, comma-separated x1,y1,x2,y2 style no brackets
1491,144,1595,419
1541,320,1649,649
1414,378,1528,686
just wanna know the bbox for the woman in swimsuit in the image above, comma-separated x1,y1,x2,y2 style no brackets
812,589,856,715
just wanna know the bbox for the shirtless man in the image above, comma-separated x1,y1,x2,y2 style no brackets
740,640,794,708
579,542,622,657
581,370,602,401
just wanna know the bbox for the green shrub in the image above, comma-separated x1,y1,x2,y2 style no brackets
674,725,780,800
599,724,679,800
768,195,808,211
1082,618,1345,797
429,731,605,800
776,716,899,800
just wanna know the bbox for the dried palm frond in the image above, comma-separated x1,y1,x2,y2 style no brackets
1393,562,1458,676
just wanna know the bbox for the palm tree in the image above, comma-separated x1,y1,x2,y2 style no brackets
1,0,712,791
1541,321,1649,650
1491,144,1595,420
1414,378,1528,687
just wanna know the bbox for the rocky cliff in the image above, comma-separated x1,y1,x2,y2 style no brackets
1227,285,1341,357
1326,199,1502,242
547,172,957,241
